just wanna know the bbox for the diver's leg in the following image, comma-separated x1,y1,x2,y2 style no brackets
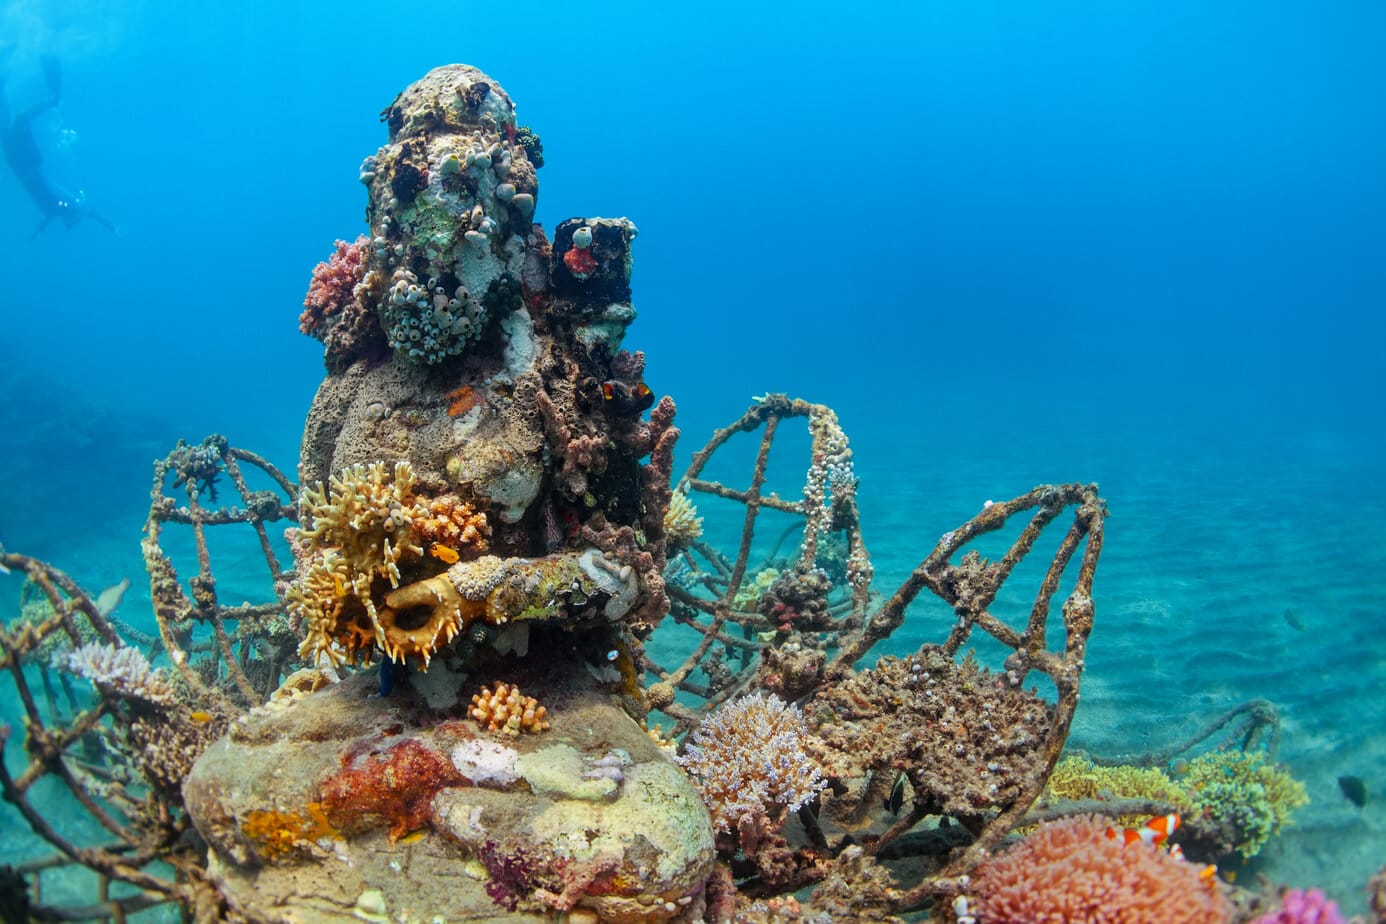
82,208,117,233
13,54,62,123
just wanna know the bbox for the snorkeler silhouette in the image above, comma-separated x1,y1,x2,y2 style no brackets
1,53,115,236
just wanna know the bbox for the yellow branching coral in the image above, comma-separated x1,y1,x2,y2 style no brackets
470,681,550,735
290,461,435,667
1045,755,1194,827
663,489,703,547
732,567,780,611
298,460,429,588
1043,751,1308,859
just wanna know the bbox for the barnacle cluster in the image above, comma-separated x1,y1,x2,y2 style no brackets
807,647,1052,819
470,681,550,735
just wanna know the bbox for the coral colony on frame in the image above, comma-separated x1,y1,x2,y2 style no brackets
0,64,1380,924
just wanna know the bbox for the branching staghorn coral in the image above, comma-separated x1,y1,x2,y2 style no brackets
290,460,433,665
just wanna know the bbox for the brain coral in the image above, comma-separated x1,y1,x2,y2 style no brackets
971,815,1231,924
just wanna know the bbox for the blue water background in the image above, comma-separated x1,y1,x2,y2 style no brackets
1,0,1383,911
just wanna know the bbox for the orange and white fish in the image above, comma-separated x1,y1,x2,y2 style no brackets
1105,813,1180,847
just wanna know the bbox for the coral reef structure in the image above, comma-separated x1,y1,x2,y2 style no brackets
183,63,710,921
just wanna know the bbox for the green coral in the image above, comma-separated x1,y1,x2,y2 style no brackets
1181,750,1308,858
1044,750,1307,858
732,567,779,611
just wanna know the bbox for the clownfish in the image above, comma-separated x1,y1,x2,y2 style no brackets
1105,813,1180,847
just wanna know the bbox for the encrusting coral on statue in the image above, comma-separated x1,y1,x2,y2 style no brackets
183,63,713,922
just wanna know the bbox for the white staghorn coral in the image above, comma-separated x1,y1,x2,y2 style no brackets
62,641,174,705
675,691,825,833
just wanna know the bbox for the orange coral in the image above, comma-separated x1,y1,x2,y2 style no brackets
971,815,1232,924
417,495,490,554
470,681,550,735
318,738,464,842
242,803,337,862
446,385,478,417
563,245,598,276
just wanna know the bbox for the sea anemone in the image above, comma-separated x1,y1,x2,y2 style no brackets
971,815,1232,924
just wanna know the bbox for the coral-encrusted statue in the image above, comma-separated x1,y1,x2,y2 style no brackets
289,64,676,677
183,65,713,923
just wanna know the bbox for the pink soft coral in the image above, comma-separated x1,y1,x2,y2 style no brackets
300,236,368,337
1251,888,1346,924
972,815,1231,924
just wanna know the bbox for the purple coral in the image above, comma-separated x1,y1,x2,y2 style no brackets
478,841,539,911
1251,888,1346,924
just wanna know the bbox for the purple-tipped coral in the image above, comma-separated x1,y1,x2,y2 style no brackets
675,691,825,834
1251,888,1347,924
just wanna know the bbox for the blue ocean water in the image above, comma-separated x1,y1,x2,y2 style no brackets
1,0,1382,914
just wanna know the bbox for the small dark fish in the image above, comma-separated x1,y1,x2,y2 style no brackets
884,772,906,815
1338,775,1367,808
601,380,656,416
1283,609,1306,632
379,655,406,697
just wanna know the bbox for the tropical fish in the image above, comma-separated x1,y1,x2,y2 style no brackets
1283,609,1306,631
430,543,461,564
1338,775,1367,808
1105,813,1180,847
883,772,906,815
601,380,655,415
188,711,215,724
